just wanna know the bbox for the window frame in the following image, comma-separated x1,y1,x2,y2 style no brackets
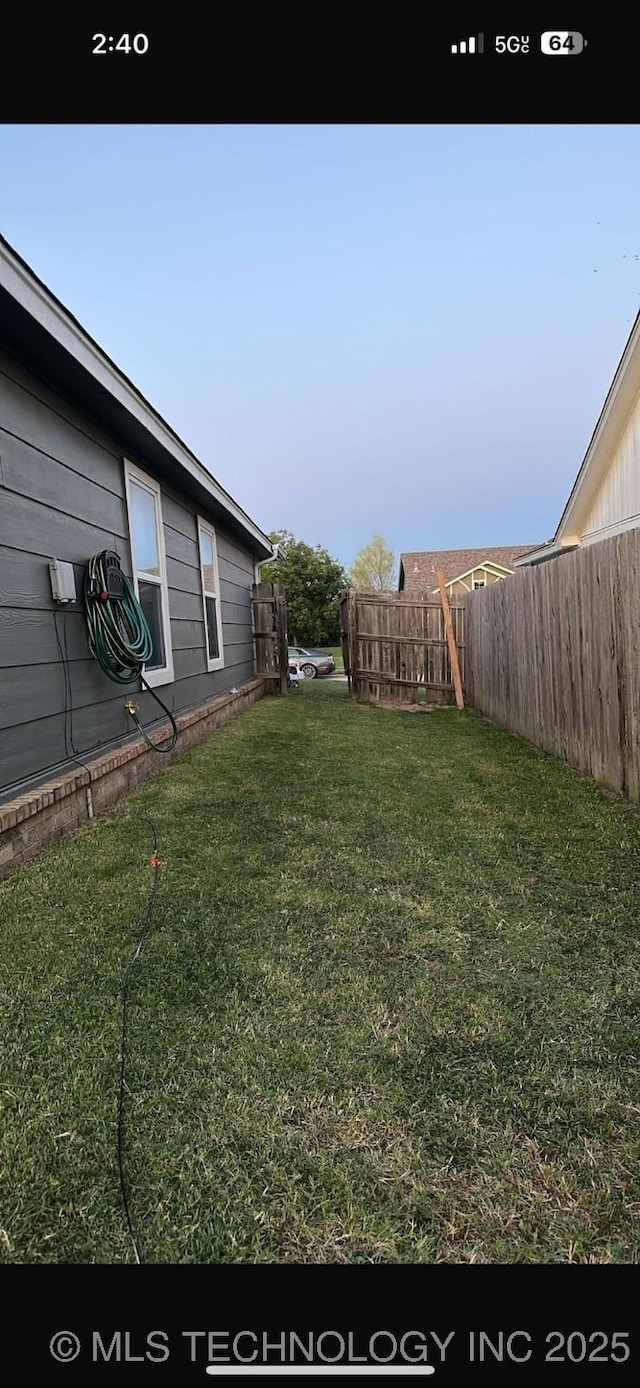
197,516,225,672
123,459,174,688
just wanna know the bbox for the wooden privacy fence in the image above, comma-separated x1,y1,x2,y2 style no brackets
340,587,466,706
465,527,640,801
251,582,288,693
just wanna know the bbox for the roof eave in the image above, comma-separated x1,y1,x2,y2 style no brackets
556,311,640,541
0,235,273,560
514,541,580,567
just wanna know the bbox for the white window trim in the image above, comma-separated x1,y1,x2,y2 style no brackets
197,516,225,672
123,459,174,687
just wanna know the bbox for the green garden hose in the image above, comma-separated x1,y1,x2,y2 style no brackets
84,551,178,753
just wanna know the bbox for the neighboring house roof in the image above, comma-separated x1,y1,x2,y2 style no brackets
0,233,273,559
399,546,539,590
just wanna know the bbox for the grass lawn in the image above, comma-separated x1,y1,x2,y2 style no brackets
1,681,639,1263
327,645,344,669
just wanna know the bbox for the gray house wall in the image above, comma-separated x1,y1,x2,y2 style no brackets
0,347,256,796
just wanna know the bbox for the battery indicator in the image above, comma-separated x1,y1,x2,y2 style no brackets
541,31,586,54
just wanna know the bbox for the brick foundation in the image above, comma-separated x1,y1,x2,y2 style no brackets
0,677,266,879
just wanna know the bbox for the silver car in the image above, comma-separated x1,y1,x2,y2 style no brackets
287,646,335,679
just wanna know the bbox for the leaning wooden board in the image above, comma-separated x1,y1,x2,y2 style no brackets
437,569,465,710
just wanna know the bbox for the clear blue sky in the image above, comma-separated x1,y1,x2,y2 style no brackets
2,124,640,569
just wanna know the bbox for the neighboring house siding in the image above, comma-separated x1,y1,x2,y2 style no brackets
0,349,255,793
447,566,507,598
580,390,640,544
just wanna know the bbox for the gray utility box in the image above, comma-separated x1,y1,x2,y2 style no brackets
49,558,77,604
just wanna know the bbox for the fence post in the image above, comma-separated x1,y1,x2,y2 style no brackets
437,569,465,710
339,591,351,695
275,590,289,695
464,595,472,706
347,590,358,698
251,582,269,679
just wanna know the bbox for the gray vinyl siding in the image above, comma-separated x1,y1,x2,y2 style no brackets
0,349,257,795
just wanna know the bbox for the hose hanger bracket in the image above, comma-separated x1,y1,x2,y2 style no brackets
86,550,124,602
103,550,125,600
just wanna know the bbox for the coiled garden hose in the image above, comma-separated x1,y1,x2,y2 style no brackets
84,551,178,754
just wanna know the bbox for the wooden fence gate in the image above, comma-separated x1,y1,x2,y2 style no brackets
251,582,289,693
339,585,465,707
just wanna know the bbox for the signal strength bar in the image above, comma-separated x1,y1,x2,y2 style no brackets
451,34,484,54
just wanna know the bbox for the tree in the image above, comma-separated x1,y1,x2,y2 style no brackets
350,534,396,591
260,530,348,646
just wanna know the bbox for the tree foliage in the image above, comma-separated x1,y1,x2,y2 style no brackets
261,530,348,646
349,534,396,591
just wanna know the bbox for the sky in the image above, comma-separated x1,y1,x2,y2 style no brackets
2,123,640,570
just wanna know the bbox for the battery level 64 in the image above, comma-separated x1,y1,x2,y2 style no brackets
541,32,586,54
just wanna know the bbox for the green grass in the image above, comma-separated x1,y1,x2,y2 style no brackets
1,682,640,1263
327,645,344,669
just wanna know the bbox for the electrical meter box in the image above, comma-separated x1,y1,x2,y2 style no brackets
49,558,77,604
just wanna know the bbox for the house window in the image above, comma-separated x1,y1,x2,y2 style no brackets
123,460,174,687
197,518,224,671
473,579,486,589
